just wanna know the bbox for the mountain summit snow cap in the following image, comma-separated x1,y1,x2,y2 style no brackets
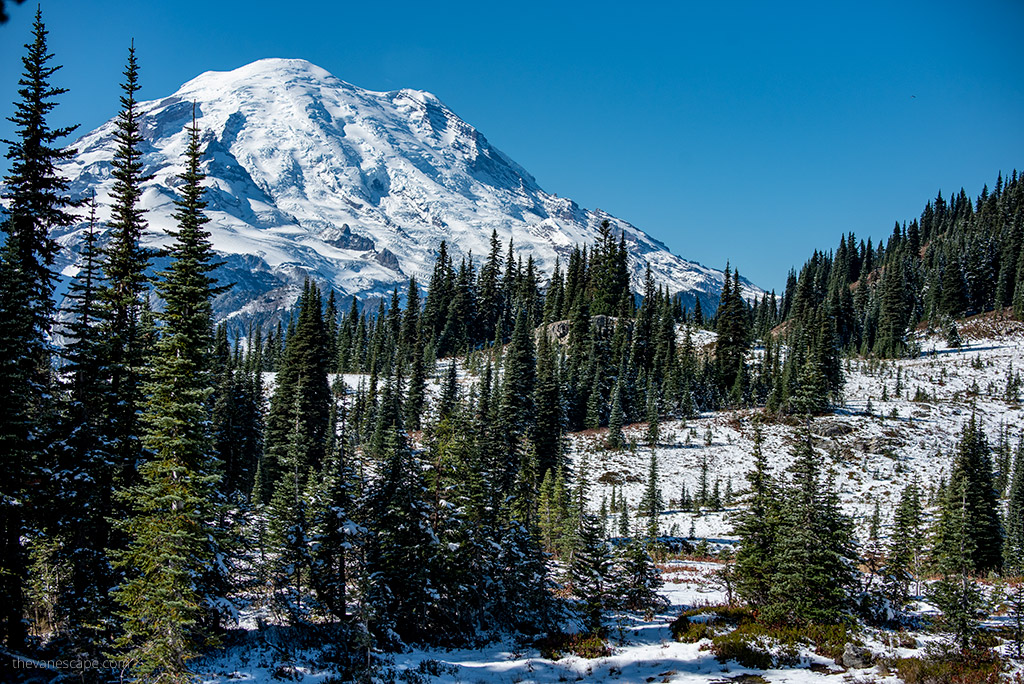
56,58,761,320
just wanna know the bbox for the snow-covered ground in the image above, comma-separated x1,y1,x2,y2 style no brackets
198,317,1024,682
579,318,1024,543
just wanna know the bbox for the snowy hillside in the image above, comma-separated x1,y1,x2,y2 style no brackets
574,316,1024,543
52,58,759,320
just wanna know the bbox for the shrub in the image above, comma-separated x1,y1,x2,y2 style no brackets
670,605,756,642
710,630,787,670
671,617,717,643
708,620,856,670
535,632,613,660
889,648,1003,684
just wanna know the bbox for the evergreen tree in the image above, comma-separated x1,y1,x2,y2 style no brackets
0,9,76,650
613,540,667,618
257,282,330,502
929,478,985,651
1005,437,1024,575
102,42,154,503
49,199,117,656
111,111,227,681
933,416,1002,575
638,452,663,538
732,424,777,608
885,480,924,605
607,379,625,450
361,427,438,646
766,429,857,624
567,513,613,632
532,329,563,474
715,267,749,391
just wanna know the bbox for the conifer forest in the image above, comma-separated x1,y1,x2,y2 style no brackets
3,8,1024,684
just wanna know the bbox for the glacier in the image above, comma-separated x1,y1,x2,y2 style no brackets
52,58,760,321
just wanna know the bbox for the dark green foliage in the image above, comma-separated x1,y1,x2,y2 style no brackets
732,424,778,609
111,111,227,682
638,452,663,538
933,416,1002,575
1005,437,1024,575
257,281,331,503
587,221,631,317
613,540,667,617
715,266,750,393
361,427,439,645
768,433,857,624
102,43,155,510
606,379,624,449
929,483,985,651
884,480,925,606
567,513,613,632
733,426,857,625
780,171,1024,357
532,329,563,474
0,10,76,650
48,200,116,656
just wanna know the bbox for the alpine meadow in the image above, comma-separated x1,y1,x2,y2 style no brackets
3,4,1024,683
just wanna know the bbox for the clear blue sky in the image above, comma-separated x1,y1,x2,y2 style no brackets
2,0,1022,291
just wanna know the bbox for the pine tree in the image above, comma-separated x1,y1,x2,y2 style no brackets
532,328,563,474
567,513,613,632
266,408,315,624
885,480,924,605
102,42,154,504
257,282,330,502
1005,437,1024,575
111,110,227,681
306,430,356,617
613,540,667,619
49,199,116,655
766,429,857,624
607,379,625,450
0,9,76,650
933,416,1002,575
361,427,439,646
929,478,984,651
638,452,663,538
732,424,777,608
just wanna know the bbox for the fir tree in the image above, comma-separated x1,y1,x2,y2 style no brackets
50,199,116,655
111,110,227,681
732,424,777,608
361,427,439,646
532,328,563,474
766,429,857,624
933,416,1002,575
607,379,625,450
567,513,613,633
929,479,985,651
0,9,76,649
613,540,667,619
885,480,924,605
1006,437,1024,575
257,282,330,502
102,42,154,503
638,452,663,538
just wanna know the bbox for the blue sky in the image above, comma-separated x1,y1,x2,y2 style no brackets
2,0,1022,291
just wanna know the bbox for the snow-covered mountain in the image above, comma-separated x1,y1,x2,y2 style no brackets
54,58,759,320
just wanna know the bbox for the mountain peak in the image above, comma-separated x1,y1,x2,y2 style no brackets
55,60,760,321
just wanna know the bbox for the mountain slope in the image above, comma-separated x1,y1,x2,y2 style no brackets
54,58,758,319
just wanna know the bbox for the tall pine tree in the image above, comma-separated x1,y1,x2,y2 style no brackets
0,9,76,650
